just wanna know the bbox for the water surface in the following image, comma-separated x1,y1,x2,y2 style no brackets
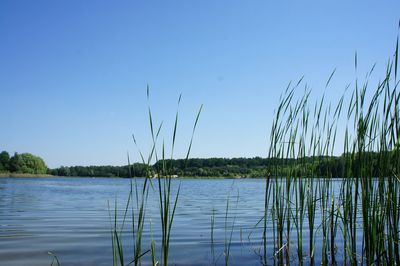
0,177,352,265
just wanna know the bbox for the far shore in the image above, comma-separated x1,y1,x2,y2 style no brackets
0,174,350,179
0,173,54,178
0,173,252,179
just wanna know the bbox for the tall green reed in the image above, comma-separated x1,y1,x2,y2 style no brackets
151,91,202,266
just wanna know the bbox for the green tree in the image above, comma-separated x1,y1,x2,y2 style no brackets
0,151,10,172
9,152,47,174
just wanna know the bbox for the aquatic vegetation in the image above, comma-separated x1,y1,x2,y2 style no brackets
259,34,400,265
111,87,202,266
110,34,399,265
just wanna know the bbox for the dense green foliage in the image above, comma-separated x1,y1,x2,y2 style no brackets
0,151,48,174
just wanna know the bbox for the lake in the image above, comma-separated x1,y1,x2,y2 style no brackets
0,177,356,265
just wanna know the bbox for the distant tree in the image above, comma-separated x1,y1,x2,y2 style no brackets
9,152,47,174
57,166,71,176
0,151,10,172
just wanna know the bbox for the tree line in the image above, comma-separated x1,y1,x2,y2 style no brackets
2,150,393,178
49,153,395,178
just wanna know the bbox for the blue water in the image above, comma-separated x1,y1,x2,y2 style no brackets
0,177,355,265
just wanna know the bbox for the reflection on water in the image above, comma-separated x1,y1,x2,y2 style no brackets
0,177,355,265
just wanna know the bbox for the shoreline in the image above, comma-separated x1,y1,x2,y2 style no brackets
0,173,252,179
0,173,54,178
0,174,350,179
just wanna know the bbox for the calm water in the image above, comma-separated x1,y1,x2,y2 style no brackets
0,177,353,265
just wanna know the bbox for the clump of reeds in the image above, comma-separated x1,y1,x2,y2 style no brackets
261,33,399,265
111,87,202,266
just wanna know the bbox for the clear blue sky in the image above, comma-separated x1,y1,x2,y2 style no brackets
1,1,399,168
